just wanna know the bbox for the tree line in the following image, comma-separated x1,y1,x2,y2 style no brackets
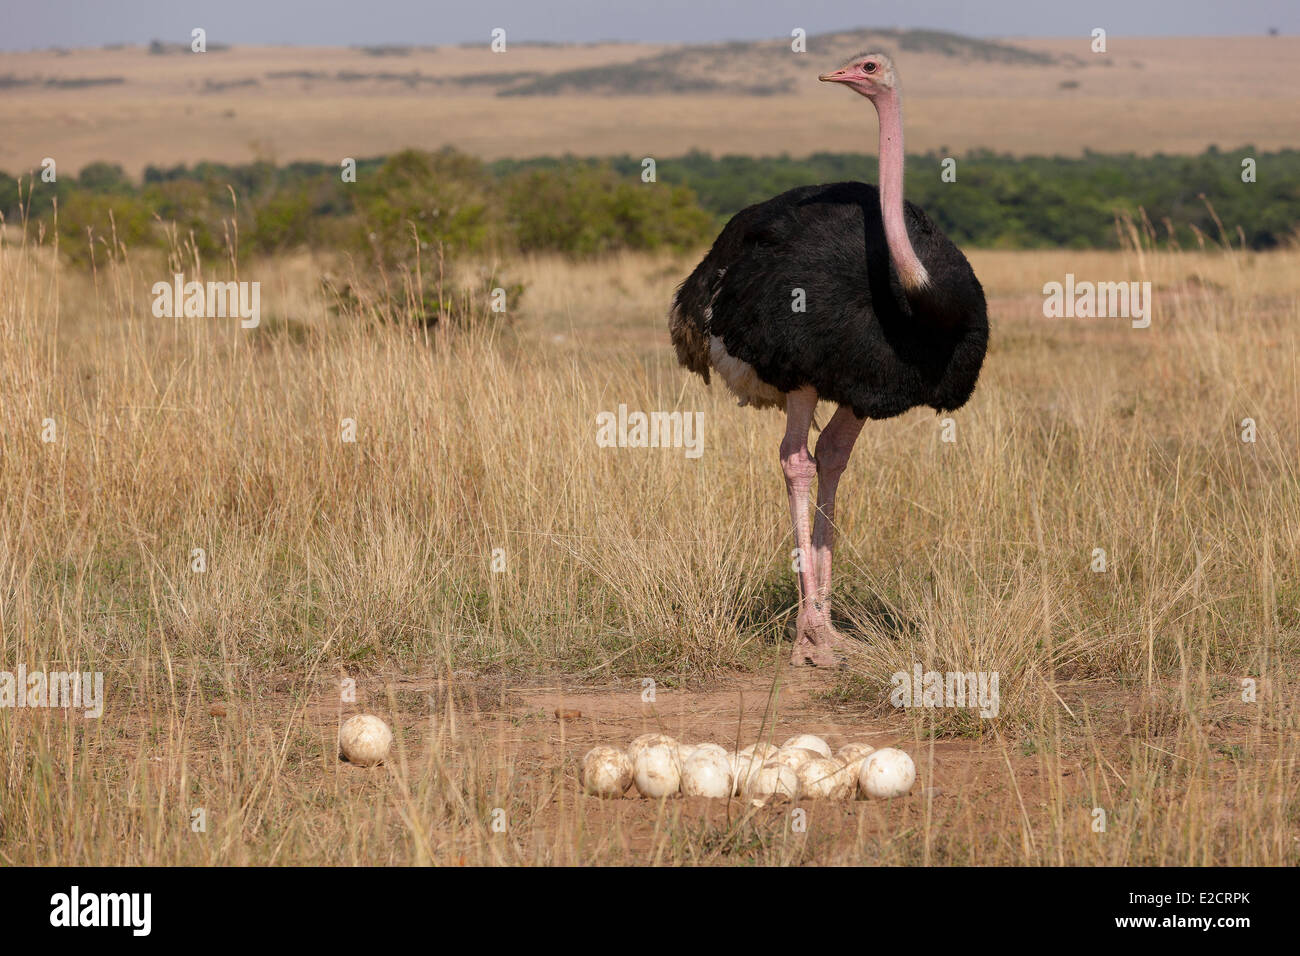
1,146,1294,269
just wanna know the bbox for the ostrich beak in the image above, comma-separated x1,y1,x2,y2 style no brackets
819,69,852,83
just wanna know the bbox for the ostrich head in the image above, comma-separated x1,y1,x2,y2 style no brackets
818,52,897,99
820,51,930,291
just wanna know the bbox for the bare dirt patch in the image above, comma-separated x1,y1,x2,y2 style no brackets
286,664,1294,865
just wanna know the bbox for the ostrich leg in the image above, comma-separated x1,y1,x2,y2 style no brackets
781,387,838,666
809,405,866,632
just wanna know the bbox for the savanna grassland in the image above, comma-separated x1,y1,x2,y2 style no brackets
0,222,1297,865
0,28,1298,866
2,32,1300,175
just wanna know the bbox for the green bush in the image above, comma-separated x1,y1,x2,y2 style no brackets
350,148,496,269
140,179,241,263
77,161,132,193
250,190,315,254
504,164,713,254
53,191,155,266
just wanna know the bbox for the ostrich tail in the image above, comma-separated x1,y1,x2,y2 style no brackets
669,280,712,384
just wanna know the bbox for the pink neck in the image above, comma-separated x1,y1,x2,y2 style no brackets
871,89,929,291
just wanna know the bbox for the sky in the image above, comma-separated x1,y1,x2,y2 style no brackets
1,0,1296,51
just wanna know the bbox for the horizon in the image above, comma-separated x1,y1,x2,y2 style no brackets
2,0,1297,52
3,30,1296,54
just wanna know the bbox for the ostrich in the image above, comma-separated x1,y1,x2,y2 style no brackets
669,53,989,666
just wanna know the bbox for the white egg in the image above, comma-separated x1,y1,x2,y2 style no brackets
797,757,856,800
581,746,634,797
339,714,393,767
739,741,779,760
627,732,677,766
859,748,917,799
634,744,681,798
730,753,763,795
747,762,800,800
681,751,732,798
771,747,821,773
781,734,832,758
674,743,698,767
843,757,869,792
836,742,876,764
692,742,729,760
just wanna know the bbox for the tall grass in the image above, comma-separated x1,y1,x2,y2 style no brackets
0,217,1296,864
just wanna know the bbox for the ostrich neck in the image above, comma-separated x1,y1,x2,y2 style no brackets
872,90,930,291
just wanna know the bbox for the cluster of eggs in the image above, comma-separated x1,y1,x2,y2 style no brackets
582,732,915,801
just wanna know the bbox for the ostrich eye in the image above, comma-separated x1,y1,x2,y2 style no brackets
864,62,877,73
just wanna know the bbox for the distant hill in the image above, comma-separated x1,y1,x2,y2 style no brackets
499,29,1057,97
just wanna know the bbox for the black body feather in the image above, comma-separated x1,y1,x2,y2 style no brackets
670,182,988,419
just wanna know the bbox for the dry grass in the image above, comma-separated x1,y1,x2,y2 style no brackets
0,215,1297,864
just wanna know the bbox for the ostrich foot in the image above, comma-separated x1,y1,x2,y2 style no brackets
790,605,844,667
